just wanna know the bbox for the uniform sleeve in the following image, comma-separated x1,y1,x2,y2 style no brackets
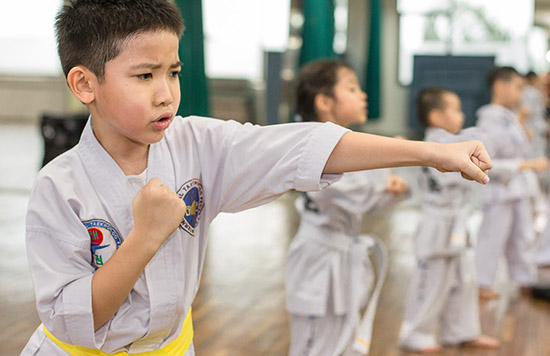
198,119,349,213
26,175,107,349
485,158,522,184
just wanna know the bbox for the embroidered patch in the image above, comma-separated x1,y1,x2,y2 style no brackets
177,179,204,236
83,219,122,270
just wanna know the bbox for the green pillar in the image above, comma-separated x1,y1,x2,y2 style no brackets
175,0,209,117
299,0,335,65
366,0,381,119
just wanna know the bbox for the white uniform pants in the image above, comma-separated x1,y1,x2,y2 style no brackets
475,198,537,287
289,312,362,356
399,251,480,350
535,195,550,266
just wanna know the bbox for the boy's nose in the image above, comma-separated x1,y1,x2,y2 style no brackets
154,80,174,106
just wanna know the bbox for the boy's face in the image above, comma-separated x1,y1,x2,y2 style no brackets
89,30,182,151
440,92,464,134
429,92,464,134
329,67,368,127
498,74,524,109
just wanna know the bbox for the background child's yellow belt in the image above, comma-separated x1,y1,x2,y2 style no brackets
43,308,193,356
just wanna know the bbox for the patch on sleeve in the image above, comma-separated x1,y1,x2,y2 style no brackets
177,179,204,236
83,219,122,270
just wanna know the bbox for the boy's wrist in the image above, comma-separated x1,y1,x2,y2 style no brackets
125,229,163,257
421,141,439,168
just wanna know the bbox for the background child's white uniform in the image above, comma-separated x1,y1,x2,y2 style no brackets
522,82,550,267
21,116,348,355
522,84,547,158
399,127,480,350
475,104,538,288
286,168,402,356
536,208,550,266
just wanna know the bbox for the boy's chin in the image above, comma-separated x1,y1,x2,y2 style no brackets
144,131,167,145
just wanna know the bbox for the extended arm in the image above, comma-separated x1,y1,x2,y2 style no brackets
323,131,492,184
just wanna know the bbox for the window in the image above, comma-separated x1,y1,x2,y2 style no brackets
0,0,63,76
203,0,290,80
397,0,541,85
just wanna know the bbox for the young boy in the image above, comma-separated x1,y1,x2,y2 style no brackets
21,1,492,355
475,67,548,300
399,88,500,353
286,60,409,356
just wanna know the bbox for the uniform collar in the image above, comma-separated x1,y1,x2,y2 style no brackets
76,117,176,235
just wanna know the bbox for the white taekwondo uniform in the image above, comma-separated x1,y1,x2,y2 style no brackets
523,84,550,267
286,167,405,356
21,116,348,355
474,104,538,288
399,127,480,350
522,84,547,159
536,205,550,266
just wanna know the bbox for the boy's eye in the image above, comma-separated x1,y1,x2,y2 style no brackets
137,73,152,80
170,70,181,78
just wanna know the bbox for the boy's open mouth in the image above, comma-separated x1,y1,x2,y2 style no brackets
153,116,171,130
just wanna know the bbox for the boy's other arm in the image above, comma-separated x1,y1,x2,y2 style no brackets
323,132,492,184
91,178,187,331
519,157,549,171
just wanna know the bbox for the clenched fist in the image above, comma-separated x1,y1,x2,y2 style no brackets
131,177,187,249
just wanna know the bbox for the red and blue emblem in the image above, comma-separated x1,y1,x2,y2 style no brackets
83,219,122,270
177,179,204,236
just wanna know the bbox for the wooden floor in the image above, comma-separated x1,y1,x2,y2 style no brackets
2,123,550,356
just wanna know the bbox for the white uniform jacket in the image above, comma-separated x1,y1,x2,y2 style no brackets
22,116,348,355
286,168,401,317
522,85,547,158
476,104,538,203
415,127,478,259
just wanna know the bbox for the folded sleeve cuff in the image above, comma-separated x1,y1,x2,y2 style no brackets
62,274,108,348
295,122,349,192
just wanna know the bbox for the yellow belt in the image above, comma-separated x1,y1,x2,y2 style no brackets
43,308,193,356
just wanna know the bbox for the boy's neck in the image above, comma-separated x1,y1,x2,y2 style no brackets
115,150,149,176
428,124,450,133
91,127,149,175
318,116,349,128
490,98,511,109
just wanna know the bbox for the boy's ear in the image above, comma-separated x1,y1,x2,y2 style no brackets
67,66,96,104
427,109,443,127
314,93,333,114
492,80,506,95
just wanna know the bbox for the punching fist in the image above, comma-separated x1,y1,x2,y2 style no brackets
432,140,492,184
132,177,187,248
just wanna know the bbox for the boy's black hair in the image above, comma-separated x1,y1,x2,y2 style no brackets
416,87,453,127
296,59,353,122
55,0,184,80
525,70,538,81
487,66,520,89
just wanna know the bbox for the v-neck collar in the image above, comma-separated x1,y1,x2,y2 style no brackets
76,118,176,237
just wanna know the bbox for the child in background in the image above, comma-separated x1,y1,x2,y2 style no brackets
286,60,409,356
475,67,548,301
520,72,550,267
21,1,493,354
521,71,547,160
399,88,500,353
